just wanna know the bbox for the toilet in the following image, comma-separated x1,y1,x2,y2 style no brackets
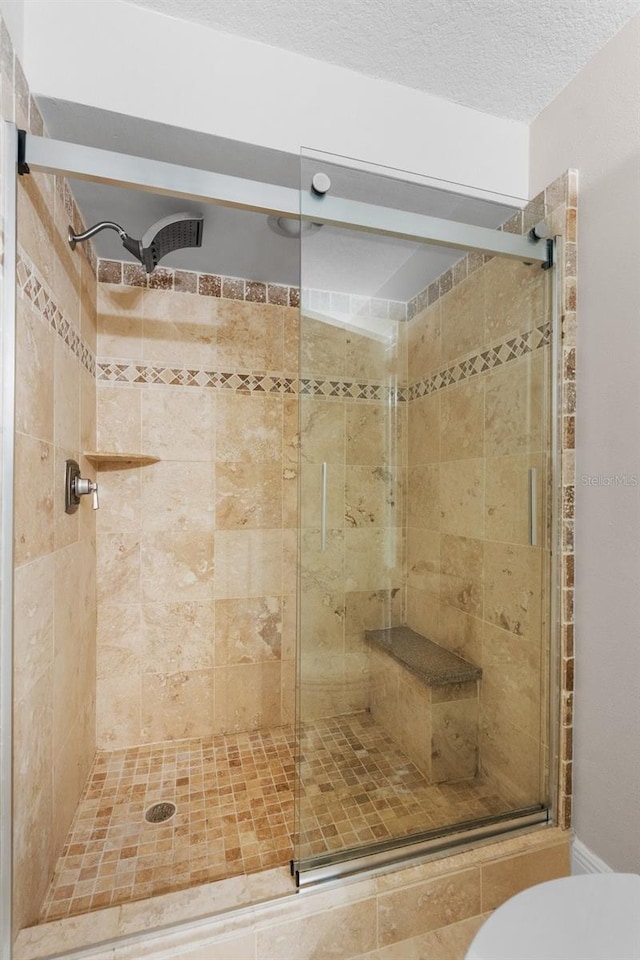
465,873,640,960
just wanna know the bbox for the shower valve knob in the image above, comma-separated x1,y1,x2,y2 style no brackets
65,460,99,513
74,476,99,510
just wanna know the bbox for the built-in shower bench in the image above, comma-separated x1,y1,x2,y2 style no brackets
365,626,482,785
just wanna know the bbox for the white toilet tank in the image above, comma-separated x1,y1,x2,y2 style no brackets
465,873,640,960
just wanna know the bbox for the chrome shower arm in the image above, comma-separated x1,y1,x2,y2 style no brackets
68,220,128,250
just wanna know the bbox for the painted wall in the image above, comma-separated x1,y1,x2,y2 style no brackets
530,15,640,872
21,0,529,199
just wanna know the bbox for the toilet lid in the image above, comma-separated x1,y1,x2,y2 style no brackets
466,873,640,960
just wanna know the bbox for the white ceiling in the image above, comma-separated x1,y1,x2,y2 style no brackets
124,0,640,122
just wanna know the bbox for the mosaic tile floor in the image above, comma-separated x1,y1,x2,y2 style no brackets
41,713,510,923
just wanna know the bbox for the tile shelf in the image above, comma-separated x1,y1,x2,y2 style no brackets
83,452,160,468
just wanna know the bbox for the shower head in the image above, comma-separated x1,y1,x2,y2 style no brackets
68,212,204,274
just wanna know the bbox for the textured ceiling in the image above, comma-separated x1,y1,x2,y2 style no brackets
124,0,640,121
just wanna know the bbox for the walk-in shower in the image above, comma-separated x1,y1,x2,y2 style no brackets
1,124,569,959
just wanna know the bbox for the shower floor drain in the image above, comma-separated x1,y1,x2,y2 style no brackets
144,801,176,824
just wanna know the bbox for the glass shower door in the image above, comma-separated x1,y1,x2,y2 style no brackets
294,151,554,880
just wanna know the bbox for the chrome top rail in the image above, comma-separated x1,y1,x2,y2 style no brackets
23,134,548,263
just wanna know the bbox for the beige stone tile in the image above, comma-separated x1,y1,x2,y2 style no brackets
142,386,216,461
355,913,489,960
345,527,402,592
140,669,214,742
97,283,144,359
215,596,282,664
12,671,55,933
299,590,345,655
282,397,300,466
408,393,440,465
256,897,376,959
407,527,439,596
15,298,53,443
96,604,141,679
283,305,299,372
140,600,215,673
345,328,400,380
80,369,96,454
14,434,54,566
281,659,296,726
483,541,542,642
216,392,282,463
346,402,398,466
300,314,346,378
397,670,432,777
440,534,483,618
96,385,141,455
407,463,440,530
13,554,55,703
344,588,403,646
215,299,283,371
17,177,55,293
439,269,484,365
13,908,122,960
300,527,344,594
142,287,216,366
140,525,214,602
343,651,370,712
479,710,542,806
485,354,545,458
282,595,297,660
481,843,569,912
282,462,298,528
377,867,481,946
481,623,541,739
431,679,478,703
300,461,344,529
214,528,283,598
299,398,345,464
53,337,80,450
431,698,478,782
408,301,441,382
141,460,215,530
483,256,545,342
406,585,439,640
435,605,482,666
299,652,348,720
52,710,95,856
346,465,403,528
440,379,485,461
216,461,282,529
370,647,400,734
439,459,484,539
97,532,141,606
96,673,140,748
95,467,141,535
80,253,97,354
214,662,281,734
485,453,544,545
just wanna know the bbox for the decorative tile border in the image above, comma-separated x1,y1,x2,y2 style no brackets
17,252,96,376
408,323,550,400
98,258,301,308
97,259,408,323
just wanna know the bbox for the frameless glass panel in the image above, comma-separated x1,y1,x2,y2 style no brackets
295,151,553,878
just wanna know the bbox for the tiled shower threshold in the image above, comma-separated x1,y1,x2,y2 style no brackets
16,714,515,959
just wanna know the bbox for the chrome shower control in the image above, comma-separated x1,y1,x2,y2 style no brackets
65,459,99,513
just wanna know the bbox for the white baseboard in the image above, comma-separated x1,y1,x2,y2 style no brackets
572,838,614,874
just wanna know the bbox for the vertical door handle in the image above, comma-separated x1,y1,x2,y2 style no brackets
528,467,538,546
321,462,327,551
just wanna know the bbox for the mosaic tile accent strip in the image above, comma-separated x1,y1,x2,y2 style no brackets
408,322,551,401
17,252,96,376
41,713,513,922
96,323,548,402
